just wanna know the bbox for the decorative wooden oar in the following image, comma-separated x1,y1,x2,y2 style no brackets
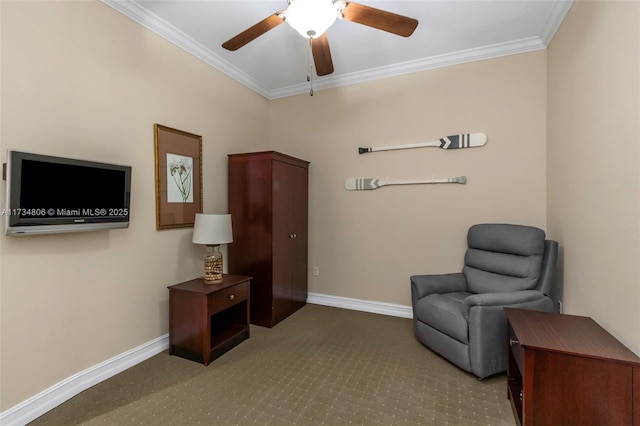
358,133,487,154
345,176,467,190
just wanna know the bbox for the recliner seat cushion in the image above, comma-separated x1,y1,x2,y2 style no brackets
414,292,472,344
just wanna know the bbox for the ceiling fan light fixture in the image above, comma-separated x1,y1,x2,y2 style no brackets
285,0,338,39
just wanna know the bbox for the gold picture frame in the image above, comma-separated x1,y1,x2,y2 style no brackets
154,124,203,230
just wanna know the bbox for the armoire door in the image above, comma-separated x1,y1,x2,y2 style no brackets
272,159,296,324
271,158,308,324
290,163,308,310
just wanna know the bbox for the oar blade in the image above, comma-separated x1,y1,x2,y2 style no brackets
439,133,487,149
345,178,380,190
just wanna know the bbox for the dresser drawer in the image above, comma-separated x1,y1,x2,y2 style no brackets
208,281,249,314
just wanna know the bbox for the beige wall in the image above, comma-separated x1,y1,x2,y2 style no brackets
269,51,548,306
547,1,640,353
0,1,268,410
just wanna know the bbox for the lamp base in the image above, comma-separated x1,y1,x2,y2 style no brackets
203,245,224,284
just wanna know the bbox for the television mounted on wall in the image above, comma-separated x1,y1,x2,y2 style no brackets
3,150,132,236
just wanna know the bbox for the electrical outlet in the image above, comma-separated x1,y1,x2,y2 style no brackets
557,300,563,313
312,266,319,276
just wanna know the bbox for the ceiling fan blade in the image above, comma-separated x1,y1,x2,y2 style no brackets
311,33,334,76
341,2,418,37
222,12,285,51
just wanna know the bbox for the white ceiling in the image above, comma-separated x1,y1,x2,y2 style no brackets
101,0,573,99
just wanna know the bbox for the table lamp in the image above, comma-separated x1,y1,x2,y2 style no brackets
192,213,233,284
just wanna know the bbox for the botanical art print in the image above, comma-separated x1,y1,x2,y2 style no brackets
167,153,193,203
154,123,202,229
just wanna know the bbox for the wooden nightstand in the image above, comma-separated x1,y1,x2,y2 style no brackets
168,274,251,365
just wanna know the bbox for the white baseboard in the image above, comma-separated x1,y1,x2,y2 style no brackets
0,334,169,426
307,292,413,319
1,294,411,426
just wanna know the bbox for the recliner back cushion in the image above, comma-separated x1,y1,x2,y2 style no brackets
463,224,545,293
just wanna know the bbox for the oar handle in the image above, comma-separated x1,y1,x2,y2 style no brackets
359,141,440,154
386,176,466,185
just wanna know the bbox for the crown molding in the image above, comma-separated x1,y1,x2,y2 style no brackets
100,0,272,98
101,0,573,100
269,36,547,99
539,0,574,46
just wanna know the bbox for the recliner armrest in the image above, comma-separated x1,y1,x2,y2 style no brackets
410,273,467,300
462,290,547,320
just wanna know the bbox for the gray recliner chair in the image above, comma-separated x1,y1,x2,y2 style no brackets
410,223,558,379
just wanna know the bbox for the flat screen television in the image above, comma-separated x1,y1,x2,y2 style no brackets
4,150,132,236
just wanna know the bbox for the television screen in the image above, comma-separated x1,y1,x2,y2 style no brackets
4,150,132,235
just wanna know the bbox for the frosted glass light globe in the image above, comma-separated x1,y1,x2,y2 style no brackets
285,0,338,39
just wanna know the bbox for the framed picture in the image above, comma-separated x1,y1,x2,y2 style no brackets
154,124,203,230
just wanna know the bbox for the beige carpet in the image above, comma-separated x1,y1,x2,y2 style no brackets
30,304,514,425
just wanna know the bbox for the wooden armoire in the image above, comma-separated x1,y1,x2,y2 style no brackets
227,151,309,328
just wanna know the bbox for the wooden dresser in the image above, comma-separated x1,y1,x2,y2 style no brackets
505,308,640,425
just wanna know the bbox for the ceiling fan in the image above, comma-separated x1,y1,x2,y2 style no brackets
221,0,419,77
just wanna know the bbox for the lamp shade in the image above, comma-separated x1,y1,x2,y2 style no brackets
192,214,233,245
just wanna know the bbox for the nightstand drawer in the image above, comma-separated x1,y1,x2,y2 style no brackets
208,281,249,313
